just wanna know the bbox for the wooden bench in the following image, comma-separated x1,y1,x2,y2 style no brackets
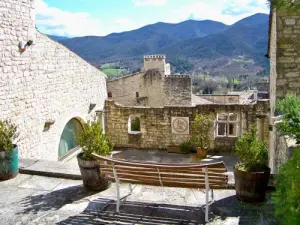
92,153,228,222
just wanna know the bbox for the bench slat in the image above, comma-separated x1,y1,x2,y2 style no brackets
105,176,227,189
103,171,227,182
99,164,227,173
101,168,228,180
93,153,226,170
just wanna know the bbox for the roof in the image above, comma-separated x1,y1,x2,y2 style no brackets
227,91,257,104
191,94,214,105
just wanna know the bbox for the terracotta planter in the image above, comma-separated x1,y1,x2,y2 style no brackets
196,148,208,159
77,153,109,191
234,167,270,202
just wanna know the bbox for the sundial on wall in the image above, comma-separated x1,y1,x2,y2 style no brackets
171,117,189,134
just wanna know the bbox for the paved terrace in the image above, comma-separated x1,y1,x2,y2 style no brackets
0,149,278,224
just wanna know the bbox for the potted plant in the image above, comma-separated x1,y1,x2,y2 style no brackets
191,114,214,158
234,125,270,202
0,120,19,180
76,121,113,191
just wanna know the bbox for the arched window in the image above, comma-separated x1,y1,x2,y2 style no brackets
58,118,83,159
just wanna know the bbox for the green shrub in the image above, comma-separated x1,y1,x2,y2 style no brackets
272,149,300,225
131,117,140,132
191,114,214,149
272,94,300,224
235,126,268,172
76,121,113,160
179,140,196,154
0,120,18,153
276,94,300,144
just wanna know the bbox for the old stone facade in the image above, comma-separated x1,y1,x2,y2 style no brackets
105,100,269,152
0,0,107,160
107,55,191,107
268,9,300,173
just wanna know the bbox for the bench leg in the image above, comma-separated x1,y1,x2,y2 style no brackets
204,167,209,223
113,167,120,213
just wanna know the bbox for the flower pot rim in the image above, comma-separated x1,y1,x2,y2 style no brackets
234,165,271,174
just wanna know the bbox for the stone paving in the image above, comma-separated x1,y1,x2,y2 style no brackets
0,174,278,225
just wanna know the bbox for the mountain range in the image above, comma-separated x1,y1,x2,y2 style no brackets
52,13,270,76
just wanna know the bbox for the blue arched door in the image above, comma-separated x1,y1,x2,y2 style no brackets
58,118,83,158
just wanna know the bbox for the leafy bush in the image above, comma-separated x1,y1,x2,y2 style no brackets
272,94,300,224
0,120,18,153
272,149,300,225
131,117,140,132
179,140,196,154
235,126,268,172
76,121,113,160
276,94,300,144
191,114,214,150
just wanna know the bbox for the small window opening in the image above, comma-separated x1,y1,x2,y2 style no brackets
136,92,139,98
108,92,112,97
216,113,239,137
128,116,141,134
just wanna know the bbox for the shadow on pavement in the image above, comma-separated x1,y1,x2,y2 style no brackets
57,198,205,225
18,184,96,215
210,194,279,225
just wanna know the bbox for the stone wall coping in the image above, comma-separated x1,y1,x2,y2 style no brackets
144,54,166,59
107,72,144,82
165,75,191,78
106,100,256,109
39,31,107,78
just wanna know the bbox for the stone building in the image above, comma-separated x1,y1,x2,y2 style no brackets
0,0,107,161
107,55,192,107
106,56,270,152
268,8,300,173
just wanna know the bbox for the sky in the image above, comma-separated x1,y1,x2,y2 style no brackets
35,0,270,37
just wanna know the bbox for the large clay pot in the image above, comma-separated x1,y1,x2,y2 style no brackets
0,146,18,180
196,148,208,159
234,167,270,202
77,153,109,191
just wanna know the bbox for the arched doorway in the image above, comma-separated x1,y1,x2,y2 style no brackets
58,118,83,159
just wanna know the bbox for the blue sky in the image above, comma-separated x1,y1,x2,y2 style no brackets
36,0,269,37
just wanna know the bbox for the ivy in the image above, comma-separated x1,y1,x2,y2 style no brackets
269,0,300,13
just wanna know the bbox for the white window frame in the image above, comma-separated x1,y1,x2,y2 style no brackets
215,112,240,137
128,115,141,135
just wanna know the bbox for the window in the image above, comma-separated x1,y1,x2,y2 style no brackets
58,118,83,159
216,113,239,137
128,116,141,134
108,92,112,98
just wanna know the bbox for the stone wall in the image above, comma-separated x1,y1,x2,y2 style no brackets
144,55,166,75
268,10,300,173
105,100,269,152
276,12,300,98
163,75,191,106
107,73,143,106
107,71,191,107
0,0,107,160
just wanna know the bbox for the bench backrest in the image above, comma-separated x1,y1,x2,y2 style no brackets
92,153,228,189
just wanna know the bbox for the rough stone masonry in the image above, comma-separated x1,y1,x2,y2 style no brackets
0,0,107,160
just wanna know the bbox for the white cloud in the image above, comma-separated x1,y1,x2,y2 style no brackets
132,0,168,7
165,0,269,25
35,0,103,37
114,18,137,32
